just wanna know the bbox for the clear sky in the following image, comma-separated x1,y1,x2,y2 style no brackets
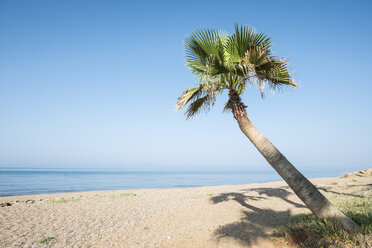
0,0,371,172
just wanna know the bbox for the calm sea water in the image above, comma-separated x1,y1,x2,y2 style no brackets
0,168,342,196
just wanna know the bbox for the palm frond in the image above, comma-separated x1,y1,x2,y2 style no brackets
239,47,295,95
256,58,296,88
226,23,272,62
185,29,230,77
175,86,202,111
185,95,211,119
176,78,227,114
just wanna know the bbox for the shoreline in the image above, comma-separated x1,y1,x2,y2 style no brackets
0,169,370,206
1,170,371,248
0,169,357,198
0,179,285,199
0,168,353,197
0,175,344,201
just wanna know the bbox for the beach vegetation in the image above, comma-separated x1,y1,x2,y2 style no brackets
175,23,357,231
98,193,136,199
104,193,136,198
49,198,81,204
118,193,136,197
144,226,149,230
279,196,372,247
87,193,137,200
38,236,54,244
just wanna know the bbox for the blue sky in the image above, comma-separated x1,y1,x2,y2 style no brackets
0,0,371,172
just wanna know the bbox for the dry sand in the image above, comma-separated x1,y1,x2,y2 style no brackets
1,171,371,248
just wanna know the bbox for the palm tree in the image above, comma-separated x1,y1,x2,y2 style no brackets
175,23,357,231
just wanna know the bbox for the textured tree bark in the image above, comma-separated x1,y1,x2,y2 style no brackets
229,90,357,232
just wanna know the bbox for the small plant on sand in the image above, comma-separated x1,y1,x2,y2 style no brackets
110,193,136,198
49,198,81,204
38,237,54,244
144,226,149,230
93,193,137,199
279,196,372,247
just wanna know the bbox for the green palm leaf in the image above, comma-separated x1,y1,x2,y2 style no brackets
185,29,230,77
185,95,211,119
175,86,202,111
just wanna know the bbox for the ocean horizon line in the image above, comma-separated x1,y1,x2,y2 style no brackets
0,168,352,197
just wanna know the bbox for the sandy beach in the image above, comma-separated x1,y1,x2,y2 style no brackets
1,171,371,248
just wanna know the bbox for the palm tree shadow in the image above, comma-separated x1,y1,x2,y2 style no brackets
241,187,307,209
210,190,367,247
317,186,364,198
211,192,265,208
210,192,292,246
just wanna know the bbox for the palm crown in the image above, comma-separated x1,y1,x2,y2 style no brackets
176,23,296,119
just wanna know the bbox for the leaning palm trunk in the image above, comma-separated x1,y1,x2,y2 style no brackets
230,92,357,232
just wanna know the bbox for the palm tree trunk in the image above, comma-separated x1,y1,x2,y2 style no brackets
229,92,357,232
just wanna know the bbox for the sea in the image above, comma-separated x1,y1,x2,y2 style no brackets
0,168,346,197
